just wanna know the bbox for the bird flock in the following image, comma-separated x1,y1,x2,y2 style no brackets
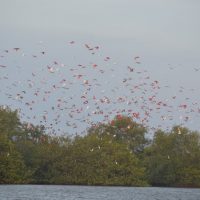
0,41,200,136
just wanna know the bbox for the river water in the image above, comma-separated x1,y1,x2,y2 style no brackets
0,185,200,200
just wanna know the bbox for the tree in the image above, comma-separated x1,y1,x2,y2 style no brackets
0,107,29,183
145,126,200,187
88,115,149,155
0,106,21,138
52,132,148,186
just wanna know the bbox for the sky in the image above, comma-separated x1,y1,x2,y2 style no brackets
0,0,200,135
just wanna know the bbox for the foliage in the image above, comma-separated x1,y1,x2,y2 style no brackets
0,106,200,187
51,133,147,186
0,107,29,183
145,127,200,187
88,115,149,154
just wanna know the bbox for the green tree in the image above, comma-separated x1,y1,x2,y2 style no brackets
0,106,21,138
0,107,28,183
14,125,71,184
88,115,149,155
145,126,200,187
52,132,148,186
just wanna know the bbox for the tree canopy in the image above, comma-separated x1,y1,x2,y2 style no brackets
0,107,200,187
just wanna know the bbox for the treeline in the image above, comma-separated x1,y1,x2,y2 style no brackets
0,107,200,187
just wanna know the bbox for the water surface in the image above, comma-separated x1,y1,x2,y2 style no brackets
0,185,200,200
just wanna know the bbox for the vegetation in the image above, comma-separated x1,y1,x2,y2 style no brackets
0,106,200,187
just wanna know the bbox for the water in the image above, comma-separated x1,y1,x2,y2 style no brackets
0,185,200,200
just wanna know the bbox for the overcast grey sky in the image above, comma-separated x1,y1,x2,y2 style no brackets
1,0,200,58
1,0,200,134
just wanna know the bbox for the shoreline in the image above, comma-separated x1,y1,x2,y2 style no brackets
1,184,199,189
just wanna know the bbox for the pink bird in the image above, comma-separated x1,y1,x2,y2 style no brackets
13,48,20,51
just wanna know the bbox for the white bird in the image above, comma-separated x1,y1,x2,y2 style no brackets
178,128,181,135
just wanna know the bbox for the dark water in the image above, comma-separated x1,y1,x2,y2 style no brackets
0,185,200,200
